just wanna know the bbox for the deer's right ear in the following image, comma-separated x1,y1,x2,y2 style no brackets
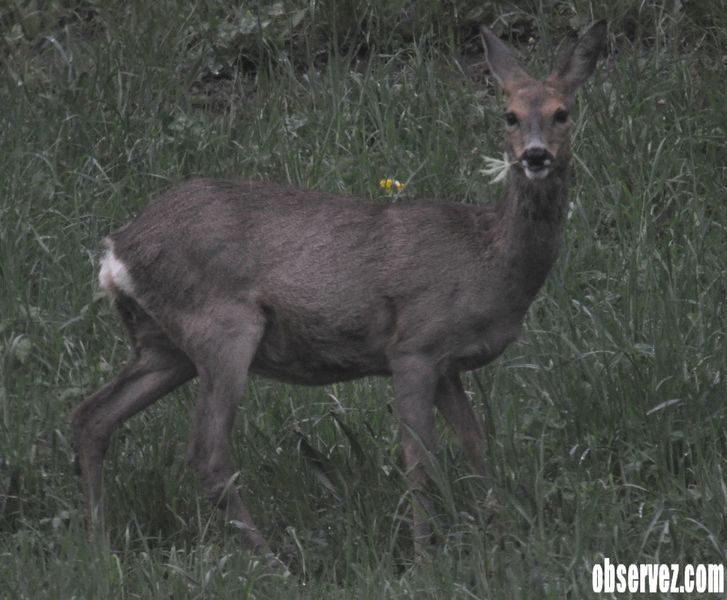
481,26,530,94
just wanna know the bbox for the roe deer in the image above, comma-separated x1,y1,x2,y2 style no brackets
71,21,607,558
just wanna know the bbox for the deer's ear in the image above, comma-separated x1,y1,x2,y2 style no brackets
481,26,531,94
551,29,579,77
549,20,607,95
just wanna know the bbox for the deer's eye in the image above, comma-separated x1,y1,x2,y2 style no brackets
504,112,519,127
553,109,569,124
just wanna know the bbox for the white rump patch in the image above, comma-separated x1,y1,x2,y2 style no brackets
98,240,135,297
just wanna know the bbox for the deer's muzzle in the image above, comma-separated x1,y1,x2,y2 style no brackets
520,147,554,180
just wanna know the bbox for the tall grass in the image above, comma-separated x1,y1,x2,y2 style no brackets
1,1,725,597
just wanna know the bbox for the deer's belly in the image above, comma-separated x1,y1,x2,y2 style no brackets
249,307,524,384
250,320,390,385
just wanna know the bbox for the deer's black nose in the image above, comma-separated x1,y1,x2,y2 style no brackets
521,147,553,170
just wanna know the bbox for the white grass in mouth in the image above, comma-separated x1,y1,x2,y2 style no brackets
480,153,514,183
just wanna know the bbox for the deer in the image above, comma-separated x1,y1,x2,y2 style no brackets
71,21,607,561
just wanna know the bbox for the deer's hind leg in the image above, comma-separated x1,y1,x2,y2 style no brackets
182,304,270,552
71,294,196,527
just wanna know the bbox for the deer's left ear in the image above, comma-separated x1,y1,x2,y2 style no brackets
548,20,607,95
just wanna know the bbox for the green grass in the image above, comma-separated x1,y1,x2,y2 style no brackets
2,1,726,598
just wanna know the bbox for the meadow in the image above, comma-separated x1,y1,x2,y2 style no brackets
1,1,725,597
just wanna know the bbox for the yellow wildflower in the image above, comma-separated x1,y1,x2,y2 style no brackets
378,178,406,193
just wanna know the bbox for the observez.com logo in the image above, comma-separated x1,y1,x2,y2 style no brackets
592,558,724,594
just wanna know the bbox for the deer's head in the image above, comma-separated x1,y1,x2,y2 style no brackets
482,22,607,181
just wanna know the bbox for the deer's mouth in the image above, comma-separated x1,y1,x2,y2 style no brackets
520,147,554,180
522,162,552,179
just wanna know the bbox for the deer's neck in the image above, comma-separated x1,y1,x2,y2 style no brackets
495,165,569,308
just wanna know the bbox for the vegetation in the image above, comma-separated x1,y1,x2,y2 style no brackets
1,1,725,597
